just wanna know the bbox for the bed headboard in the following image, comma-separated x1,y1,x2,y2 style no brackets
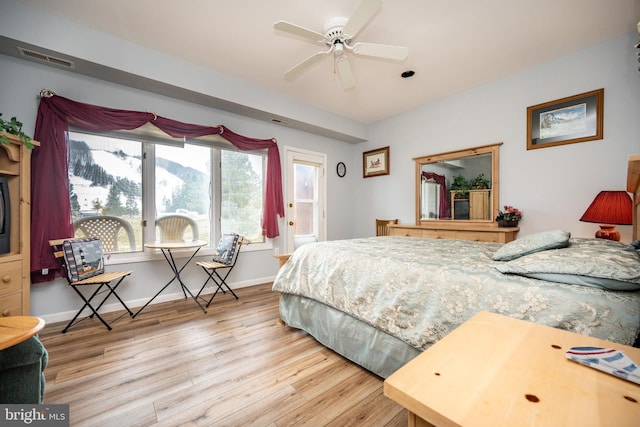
627,154,640,241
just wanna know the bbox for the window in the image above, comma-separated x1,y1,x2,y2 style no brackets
68,131,267,256
221,150,265,243
155,143,211,243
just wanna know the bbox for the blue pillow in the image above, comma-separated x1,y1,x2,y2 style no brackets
492,230,571,261
62,238,105,282
213,234,240,264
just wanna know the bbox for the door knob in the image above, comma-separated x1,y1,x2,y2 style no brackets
289,221,294,226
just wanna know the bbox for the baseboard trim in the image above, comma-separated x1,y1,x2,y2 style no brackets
38,275,276,325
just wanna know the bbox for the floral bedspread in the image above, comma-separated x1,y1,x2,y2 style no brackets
272,236,640,350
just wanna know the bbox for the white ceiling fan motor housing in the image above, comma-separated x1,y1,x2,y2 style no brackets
323,17,350,45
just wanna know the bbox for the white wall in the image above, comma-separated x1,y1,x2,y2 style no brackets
0,53,355,322
354,33,640,243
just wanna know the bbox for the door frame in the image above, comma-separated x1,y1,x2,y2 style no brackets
283,146,327,253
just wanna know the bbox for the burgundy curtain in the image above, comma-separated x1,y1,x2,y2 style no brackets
421,172,449,219
31,94,284,283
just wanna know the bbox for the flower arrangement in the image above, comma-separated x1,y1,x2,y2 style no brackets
496,205,522,223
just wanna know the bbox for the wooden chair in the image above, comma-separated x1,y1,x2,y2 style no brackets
376,218,398,236
155,214,199,241
195,234,244,307
73,215,136,253
50,238,134,333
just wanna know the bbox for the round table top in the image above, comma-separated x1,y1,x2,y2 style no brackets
0,316,46,350
144,239,208,250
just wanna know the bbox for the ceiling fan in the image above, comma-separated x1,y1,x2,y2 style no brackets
274,0,408,90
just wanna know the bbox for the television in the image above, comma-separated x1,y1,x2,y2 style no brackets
0,175,11,254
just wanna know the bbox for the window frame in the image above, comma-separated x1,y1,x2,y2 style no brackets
67,128,272,266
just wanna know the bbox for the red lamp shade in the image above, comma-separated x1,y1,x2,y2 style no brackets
579,191,633,241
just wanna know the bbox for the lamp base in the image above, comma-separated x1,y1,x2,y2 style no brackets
595,225,620,241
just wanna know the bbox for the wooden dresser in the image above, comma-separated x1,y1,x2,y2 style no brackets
0,133,37,317
389,222,518,243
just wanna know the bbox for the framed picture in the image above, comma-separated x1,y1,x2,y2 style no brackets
363,146,390,178
527,88,604,150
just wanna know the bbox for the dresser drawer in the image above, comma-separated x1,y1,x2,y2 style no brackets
390,227,423,237
0,292,23,317
0,260,23,294
422,229,458,240
456,231,500,242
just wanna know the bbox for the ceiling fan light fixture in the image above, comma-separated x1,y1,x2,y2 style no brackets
274,0,407,89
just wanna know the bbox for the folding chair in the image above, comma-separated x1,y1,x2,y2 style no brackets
195,234,244,307
50,238,134,333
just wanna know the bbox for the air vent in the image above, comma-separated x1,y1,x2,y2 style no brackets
17,47,75,69
270,118,291,126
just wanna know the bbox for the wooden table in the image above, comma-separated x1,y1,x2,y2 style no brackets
384,311,640,427
134,240,208,317
0,316,45,350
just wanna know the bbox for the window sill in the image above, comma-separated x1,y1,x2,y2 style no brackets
103,240,272,266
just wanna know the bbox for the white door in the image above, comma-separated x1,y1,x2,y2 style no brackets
284,147,326,253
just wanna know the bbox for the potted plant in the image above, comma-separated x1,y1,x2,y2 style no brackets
450,175,470,198
496,205,522,227
470,173,490,189
0,114,34,149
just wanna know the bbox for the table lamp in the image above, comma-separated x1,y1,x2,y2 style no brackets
579,190,632,241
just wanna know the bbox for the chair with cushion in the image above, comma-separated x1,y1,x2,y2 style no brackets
376,218,398,236
74,215,136,252
155,214,199,241
195,234,243,307
50,238,134,333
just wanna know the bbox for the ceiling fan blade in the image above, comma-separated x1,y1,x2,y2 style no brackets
343,0,383,39
274,20,326,43
284,50,331,81
352,42,408,61
335,55,355,90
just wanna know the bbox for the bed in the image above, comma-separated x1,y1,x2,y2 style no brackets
272,155,640,378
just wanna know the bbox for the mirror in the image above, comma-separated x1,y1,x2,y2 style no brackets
414,143,502,224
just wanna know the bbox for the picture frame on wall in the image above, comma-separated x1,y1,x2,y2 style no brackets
363,146,390,178
526,88,604,150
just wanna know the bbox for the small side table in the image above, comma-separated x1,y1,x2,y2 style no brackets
135,240,208,317
384,311,640,427
274,253,292,269
0,316,45,351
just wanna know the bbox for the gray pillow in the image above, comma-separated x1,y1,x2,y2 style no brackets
494,238,640,291
492,230,570,261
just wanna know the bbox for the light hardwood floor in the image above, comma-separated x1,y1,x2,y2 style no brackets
39,283,407,426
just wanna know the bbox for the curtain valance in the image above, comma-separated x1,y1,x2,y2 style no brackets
31,94,284,283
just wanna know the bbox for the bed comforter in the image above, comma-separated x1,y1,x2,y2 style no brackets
273,236,640,350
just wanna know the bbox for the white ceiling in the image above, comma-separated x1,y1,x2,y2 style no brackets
13,0,640,124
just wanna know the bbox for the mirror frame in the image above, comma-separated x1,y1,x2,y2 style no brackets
414,143,502,225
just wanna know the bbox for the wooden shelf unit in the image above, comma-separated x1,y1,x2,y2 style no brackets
450,189,491,221
0,133,37,317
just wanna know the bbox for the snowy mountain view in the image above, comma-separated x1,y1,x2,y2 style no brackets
69,137,207,218
68,132,264,243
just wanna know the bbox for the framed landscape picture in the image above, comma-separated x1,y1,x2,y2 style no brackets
527,88,604,150
363,146,390,178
